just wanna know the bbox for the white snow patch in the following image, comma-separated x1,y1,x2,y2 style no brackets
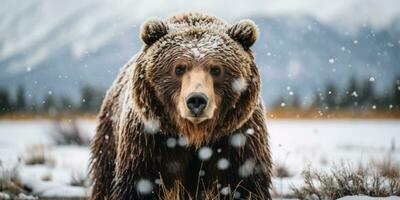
191,48,205,59
231,78,247,93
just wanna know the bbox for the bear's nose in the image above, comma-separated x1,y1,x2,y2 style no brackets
186,92,208,117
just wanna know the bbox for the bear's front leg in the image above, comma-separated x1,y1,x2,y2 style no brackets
110,132,161,200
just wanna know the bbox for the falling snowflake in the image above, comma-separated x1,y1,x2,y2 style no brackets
239,159,255,178
372,105,376,110
280,102,286,107
328,58,335,64
233,191,241,199
369,77,375,82
217,158,230,170
143,119,160,134
353,40,358,44
245,128,254,135
231,78,247,93
136,179,153,194
198,147,213,160
351,91,358,97
220,186,231,196
199,170,205,176
178,136,188,147
230,133,246,148
166,138,177,148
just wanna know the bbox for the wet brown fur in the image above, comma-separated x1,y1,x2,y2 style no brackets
89,12,272,200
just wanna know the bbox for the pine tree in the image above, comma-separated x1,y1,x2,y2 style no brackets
42,94,56,114
0,88,11,113
342,77,359,109
15,85,26,111
359,78,375,107
324,83,338,111
393,76,400,109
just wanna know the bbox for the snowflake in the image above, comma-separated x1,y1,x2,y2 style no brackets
143,119,160,134
217,158,230,170
198,147,213,160
369,77,375,82
136,179,153,194
239,159,255,178
231,78,247,93
166,137,177,148
178,136,188,146
245,128,254,135
230,133,246,148
220,186,231,196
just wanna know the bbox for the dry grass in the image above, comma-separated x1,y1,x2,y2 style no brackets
292,157,400,199
51,118,89,146
273,162,292,178
0,161,28,196
23,144,55,166
267,108,400,119
157,177,268,200
70,171,89,187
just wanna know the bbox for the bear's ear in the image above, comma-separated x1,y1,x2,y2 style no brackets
226,19,259,49
140,18,169,46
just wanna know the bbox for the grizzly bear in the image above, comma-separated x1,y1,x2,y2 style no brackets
89,12,272,200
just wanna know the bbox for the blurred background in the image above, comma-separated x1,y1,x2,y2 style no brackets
1,0,400,118
0,0,400,199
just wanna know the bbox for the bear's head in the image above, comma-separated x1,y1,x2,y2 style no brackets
132,13,261,146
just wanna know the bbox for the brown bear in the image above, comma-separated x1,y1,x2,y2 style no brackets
89,12,272,200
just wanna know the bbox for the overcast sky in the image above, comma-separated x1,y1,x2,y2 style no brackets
1,0,400,74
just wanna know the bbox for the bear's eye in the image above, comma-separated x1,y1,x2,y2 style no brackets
175,64,186,76
210,66,221,77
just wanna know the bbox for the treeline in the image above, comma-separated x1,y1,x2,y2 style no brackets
0,85,105,115
272,76,400,112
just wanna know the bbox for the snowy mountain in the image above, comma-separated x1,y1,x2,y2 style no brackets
1,1,400,106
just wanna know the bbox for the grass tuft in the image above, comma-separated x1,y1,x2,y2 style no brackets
51,118,89,146
23,144,55,166
292,157,400,199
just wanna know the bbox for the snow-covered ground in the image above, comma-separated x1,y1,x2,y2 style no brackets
0,119,399,199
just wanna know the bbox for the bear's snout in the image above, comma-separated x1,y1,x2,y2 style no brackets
185,92,208,116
